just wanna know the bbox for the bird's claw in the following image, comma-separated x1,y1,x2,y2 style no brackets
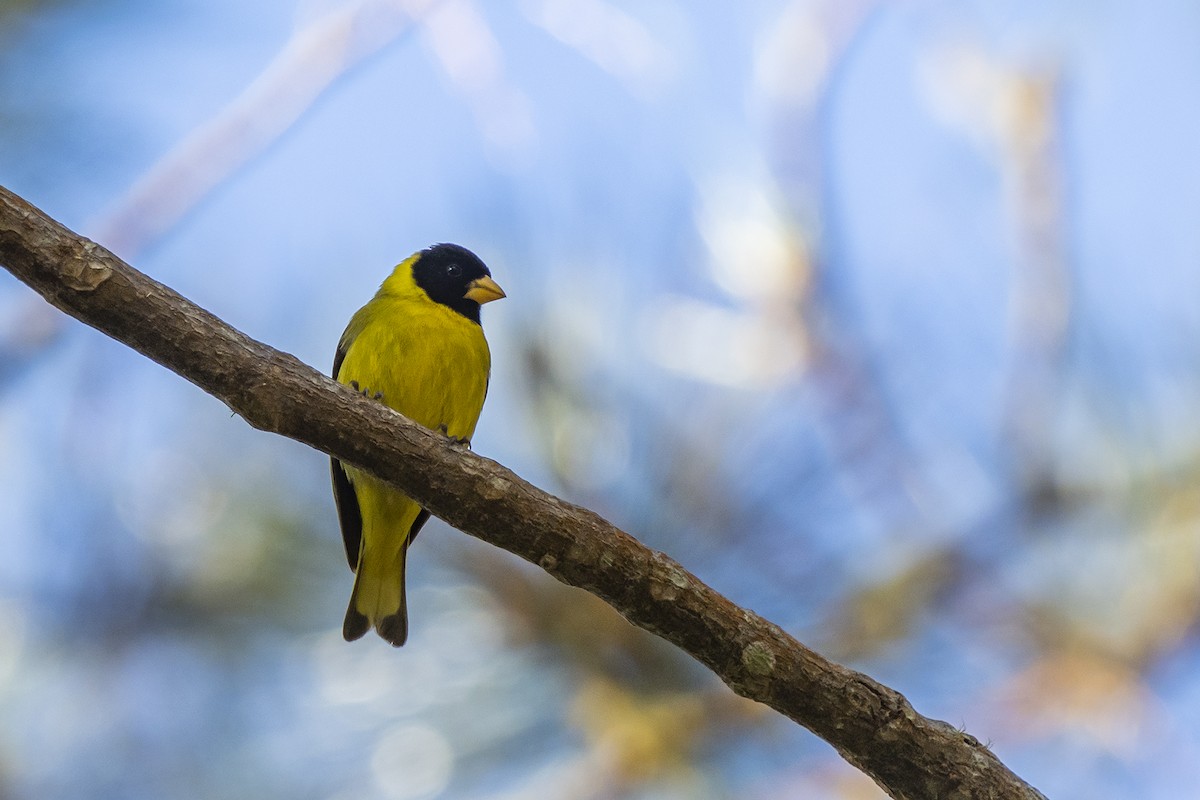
348,380,383,401
437,423,470,447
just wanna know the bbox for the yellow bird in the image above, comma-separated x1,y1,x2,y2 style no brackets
331,244,505,646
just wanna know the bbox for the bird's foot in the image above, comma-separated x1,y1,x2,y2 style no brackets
348,380,384,401
437,423,471,447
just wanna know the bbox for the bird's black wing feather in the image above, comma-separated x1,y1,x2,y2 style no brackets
408,510,431,545
331,458,362,570
331,339,363,570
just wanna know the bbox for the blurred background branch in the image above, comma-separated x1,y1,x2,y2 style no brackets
90,0,444,260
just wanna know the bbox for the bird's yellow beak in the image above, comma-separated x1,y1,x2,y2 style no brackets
465,275,506,304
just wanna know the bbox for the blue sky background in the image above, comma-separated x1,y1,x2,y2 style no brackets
2,1,1200,798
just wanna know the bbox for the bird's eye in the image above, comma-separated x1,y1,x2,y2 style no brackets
446,263,462,278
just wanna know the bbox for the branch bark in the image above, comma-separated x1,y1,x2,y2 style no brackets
0,185,1045,800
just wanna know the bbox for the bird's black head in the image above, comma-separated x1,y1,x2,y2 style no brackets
412,243,505,324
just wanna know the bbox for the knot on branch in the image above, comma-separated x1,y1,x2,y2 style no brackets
60,241,113,292
742,640,777,675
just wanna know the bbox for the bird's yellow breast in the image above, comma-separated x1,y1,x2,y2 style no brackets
336,294,491,442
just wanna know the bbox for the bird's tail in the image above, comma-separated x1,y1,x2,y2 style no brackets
343,537,409,646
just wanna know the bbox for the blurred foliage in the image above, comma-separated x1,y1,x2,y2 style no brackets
2,1,1200,799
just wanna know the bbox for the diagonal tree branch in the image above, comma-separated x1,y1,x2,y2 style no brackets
0,185,1045,800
